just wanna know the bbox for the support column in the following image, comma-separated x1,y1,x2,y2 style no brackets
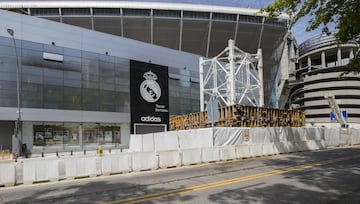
199,57,204,111
228,39,236,105
337,47,342,66
321,51,326,68
258,49,264,107
307,56,311,71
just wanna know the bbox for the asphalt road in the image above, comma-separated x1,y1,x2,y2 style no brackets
1,146,360,204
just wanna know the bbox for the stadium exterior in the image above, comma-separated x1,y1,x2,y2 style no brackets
290,35,360,127
0,1,294,154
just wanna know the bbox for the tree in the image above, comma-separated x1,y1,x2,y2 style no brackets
261,0,360,67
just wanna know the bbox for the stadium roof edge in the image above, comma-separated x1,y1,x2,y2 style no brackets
0,0,290,19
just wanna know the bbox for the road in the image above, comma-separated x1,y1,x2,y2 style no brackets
1,146,360,204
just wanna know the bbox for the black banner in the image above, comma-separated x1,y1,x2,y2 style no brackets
130,60,169,134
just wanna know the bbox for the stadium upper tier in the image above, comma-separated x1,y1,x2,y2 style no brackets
0,1,289,57
0,1,291,106
291,34,359,125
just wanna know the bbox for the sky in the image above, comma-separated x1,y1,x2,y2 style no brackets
120,0,327,44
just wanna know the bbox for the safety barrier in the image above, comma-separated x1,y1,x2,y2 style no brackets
181,148,202,165
352,129,360,145
22,158,59,184
64,156,98,179
219,146,237,161
249,143,264,157
235,145,251,158
157,150,180,168
131,152,158,171
201,147,220,163
262,143,275,156
2,127,360,188
154,132,179,151
0,161,16,187
101,153,130,175
324,128,340,147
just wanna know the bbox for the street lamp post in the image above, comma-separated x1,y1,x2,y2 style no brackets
7,28,22,156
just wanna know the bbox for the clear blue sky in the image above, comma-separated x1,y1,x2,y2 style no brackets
124,0,327,44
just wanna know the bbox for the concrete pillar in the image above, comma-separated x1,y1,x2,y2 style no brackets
337,47,342,66
350,48,354,60
321,51,326,68
307,56,311,71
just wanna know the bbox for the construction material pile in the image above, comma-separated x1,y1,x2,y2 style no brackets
170,104,305,130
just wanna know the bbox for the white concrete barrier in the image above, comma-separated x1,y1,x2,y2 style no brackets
158,150,180,168
305,140,324,151
262,143,274,156
305,128,324,141
178,128,213,149
278,127,289,142
219,146,237,161
129,134,143,152
294,141,306,151
101,153,130,175
181,148,202,165
64,156,97,179
274,142,288,154
142,134,155,152
249,128,266,143
285,142,297,153
269,127,281,143
288,128,302,142
23,158,59,184
154,132,179,151
340,131,352,146
249,144,264,157
131,152,158,171
201,147,220,163
0,161,16,187
324,128,340,147
235,145,250,158
352,129,360,145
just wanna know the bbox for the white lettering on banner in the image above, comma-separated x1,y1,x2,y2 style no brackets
155,104,168,112
141,116,162,122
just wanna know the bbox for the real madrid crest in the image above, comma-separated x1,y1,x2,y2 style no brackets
140,70,162,103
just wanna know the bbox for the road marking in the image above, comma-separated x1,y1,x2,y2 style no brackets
102,154,360,204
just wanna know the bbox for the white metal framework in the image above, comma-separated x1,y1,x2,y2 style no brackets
200,39,264,111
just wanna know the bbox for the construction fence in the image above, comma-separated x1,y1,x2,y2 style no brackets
170,104,305,131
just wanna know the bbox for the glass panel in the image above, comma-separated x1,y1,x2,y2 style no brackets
208,21,236,57
33,123,64,146
153,18,180,50
31,8,59,16
93,17,122,36
181,20,209,56
63,123,80,145
123,18,151,43
93,8,120,16
62,17,92,30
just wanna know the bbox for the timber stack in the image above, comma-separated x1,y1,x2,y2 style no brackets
170,104,305,130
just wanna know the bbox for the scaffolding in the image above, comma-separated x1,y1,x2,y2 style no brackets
199,39,264,111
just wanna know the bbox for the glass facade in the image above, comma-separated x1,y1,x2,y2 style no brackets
30,122,121,148
0,36,130,112
168,67,200,116
0,36,199,151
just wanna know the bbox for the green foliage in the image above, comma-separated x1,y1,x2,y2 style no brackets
261,0,360,68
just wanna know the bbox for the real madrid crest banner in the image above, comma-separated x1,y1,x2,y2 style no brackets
130,60,169,134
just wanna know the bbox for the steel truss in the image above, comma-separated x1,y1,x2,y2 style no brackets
200,39,264,111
